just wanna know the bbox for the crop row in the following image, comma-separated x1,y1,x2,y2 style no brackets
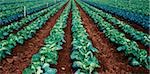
0,1,66,61
82,0,149,29
0,2,62,40
80,1,150,47
82,0,149,16
23,1,71,74
0,1,46,18
0,0,42,11
0,0,36,5
0,1,57,25
71,0,100,73
77,0,150,70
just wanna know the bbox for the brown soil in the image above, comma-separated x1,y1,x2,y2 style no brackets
76,2,149,74
101,16,150,55
86,2,148,34
119,28,150,55
0,3,67,74
1,6,51,40
56,11,73,74
111,23,149,54
103,18,150,55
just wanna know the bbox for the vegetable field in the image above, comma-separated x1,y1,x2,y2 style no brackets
0,0,149,74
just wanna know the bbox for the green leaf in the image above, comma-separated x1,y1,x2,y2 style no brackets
16,36,24,44
36,66,43,74
3,32,9,36
23,67,33,74
32,54,41,62
71,50,84,60
42,63,57,74
144,56,150,70
117,46,126,52
44,51,58,64
129,58,140,67
75,69,85,74
72,61,84,68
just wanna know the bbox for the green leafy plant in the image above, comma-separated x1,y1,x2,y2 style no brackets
77,0,150,70
0,3,61,40
23,1,71,74
81,0,150,47
0,2,66,61
71,0,100,73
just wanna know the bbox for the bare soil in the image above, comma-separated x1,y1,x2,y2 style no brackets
101,12,149,55
0,1,149,74
56,11,74,74
0,3,67,74
111,23,149,55
76,2,149,74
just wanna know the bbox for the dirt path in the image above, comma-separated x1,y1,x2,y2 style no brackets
97,8,150,55
56,11,73,74
97,7,149,55
0,3,67,74
76,2,149,74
